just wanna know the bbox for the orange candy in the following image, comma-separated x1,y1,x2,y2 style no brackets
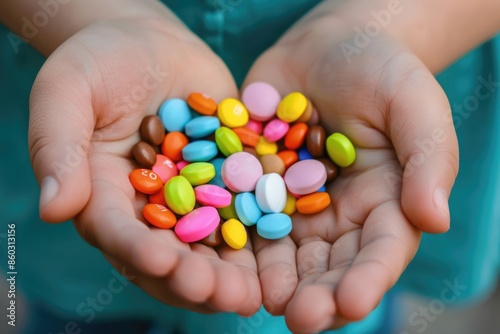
143,203,177,229
129,169,163,194
161,132,189,162
232,127,260,147
296,192,331,214
277,150,299,170
284,123,308,150
187,93,217,116
149,189,167,206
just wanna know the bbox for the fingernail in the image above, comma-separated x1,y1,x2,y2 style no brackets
40,176,59,210
433,188,449,217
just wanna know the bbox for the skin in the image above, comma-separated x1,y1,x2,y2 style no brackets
1,0,499,332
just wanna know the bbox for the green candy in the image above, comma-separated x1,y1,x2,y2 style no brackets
164,176,195,215
180,162,215,186
326,133,356,168
217,192,238,220
215,127,243,157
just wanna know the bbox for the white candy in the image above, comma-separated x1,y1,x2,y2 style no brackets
255,173,287,213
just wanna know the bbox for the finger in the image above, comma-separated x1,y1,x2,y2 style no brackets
386,57,459,233
253,233,298,316
335,200,421,321
29,52,93,223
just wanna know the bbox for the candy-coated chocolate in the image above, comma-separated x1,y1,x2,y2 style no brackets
255,136,278,156
217,192,238,220
221,152,263,192
129,169,163,194
221,219,248,250
296,192,331,214
243,146,260,159
201,224,223,247
245,119,263,134
235,192,262,226
307,108,320,126
255,173,287,213
158,98,192,132
284,123,308,150
277,92,307,123
132,141,157,168
175,206,220,243
296,99,313,123
149,189,168,206
318,185,326,192
298,146,313,160
217,98,249,128
284,160,327,195
143,203,177,229
180,162,215,185
182,140,218,162
256,213,292,240
277,150,299,170
306,125,326,158
164,176,195,215
259,154,285,175
326,133,356,167
161,132,189,162
176,160,189,170
185,116,220,139
232,127,260,147
208,158,226,188
187,93,217,116
318,158,338,182
241,82,281,122
195,184,232,208
215,127,243,156
140,115,165,145
282,193,297,215
263,118,289,142
152,154,178,183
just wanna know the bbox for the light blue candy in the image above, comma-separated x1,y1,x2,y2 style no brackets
298,146,313,160
158,98,192,132
182,140,218,162
257,213,292,240
235,192,262,226
185,116,220,139
209,158,226,188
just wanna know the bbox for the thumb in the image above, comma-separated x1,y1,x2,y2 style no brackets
29,56,93,223
389,66,459,233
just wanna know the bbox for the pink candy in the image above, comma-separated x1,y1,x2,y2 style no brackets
152,154,178,183
174,206,220,243
242,82,281,122
221,152,263,192
263,119,290,142
194,185,232,208
284,160,327,195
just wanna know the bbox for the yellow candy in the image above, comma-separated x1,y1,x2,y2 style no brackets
277,92,308,123
217,98,249,128
281,193,297,216
326,133,356,167
215,127,243,156
218,192,238,220
221,218,247,250
255,136,278,155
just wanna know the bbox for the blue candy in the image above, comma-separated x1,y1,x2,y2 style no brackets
298,146,313,160
185,116,220,139
182,140,218,162
235,192,262,226
318,185,326,192
256,213,292,240
158,98,192,132
209,158,226,188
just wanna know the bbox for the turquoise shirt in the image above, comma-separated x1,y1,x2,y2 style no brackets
1,1,499,332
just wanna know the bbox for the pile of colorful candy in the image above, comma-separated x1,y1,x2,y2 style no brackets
129,82,356,250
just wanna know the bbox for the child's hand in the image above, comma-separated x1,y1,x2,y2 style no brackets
244,11,458,334
28,16,261,315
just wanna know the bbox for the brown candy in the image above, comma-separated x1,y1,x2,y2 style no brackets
259,154,286,176
200,224,223,247
306,125,326,158
296,98,314,123
243,146,260,159
132,141,157,168
318,158,338,182
140,115,165,146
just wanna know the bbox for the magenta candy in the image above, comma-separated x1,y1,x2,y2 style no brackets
176,160,189,171
245,119,263,135
152,154,178,183
284,160,327,195
263,118,290,142
242,82,281,122
174,206,220,243
195,184,232,208
221,152,263,192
